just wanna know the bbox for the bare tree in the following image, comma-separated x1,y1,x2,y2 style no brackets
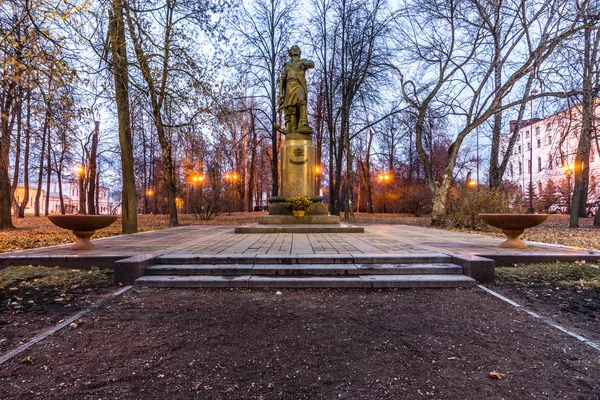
395,0,594,225
570,9,600,227
233,0,296,198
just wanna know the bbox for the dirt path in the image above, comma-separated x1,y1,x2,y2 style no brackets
1,287,599,399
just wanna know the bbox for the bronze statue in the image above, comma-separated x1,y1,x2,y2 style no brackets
277,45,314,135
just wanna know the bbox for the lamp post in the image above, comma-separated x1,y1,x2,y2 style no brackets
74,165,85,214
191,174,204,215
527,89,538,213
377,173,391,213
563,164,574,213
315,165,321,196
224,173,238,215
146,189,154,214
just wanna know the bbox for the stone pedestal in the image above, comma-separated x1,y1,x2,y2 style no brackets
280,137,318,197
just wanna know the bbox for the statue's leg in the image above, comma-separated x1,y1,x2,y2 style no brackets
298,104,308,127
283,109,291,132
298,104,313,133
289,107,298,133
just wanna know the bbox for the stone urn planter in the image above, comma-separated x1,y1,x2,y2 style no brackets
478,213,549,249
48,215,118,250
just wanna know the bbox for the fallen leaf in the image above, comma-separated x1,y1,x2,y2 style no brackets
192,382,203,391
70,322,78,329
489,371,505,380
22,355,32,364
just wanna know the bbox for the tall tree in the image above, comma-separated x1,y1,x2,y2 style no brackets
570,9,600,227
107,0,138,232
234,0,296,198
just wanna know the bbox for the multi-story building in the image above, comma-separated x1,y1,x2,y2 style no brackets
14,181,116,215
501,104,599,208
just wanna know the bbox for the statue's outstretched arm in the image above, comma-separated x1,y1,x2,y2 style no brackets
303,60,315,70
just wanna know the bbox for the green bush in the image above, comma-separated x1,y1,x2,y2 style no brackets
438,186,509,229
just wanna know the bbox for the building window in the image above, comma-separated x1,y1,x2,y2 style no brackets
536,139,541,148
510,163,514,178
519,161,522,175
525,131,530,139
528,159,531,174
536,127,540,136
537,157,542,172
548,154,553,169
546,123,551,131
527,142,531,151
518,145,522,154
546,135,551,145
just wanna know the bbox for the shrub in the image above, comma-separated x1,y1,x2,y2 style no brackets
438,186,510,229
399,183,433,216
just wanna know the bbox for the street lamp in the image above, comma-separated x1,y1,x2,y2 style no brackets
74,164,85,214
223,172,238,215
563,163,575,212
190,174,204,215
527,89,538,213
146,189,154,214
315,165,321,196
377,173,392,213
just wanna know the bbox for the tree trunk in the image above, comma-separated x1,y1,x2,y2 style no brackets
57,172,65,214
87,120,99,214
0,85,16,229
110,0,138,232
45,133,51,216
35,108,49,217
18,89,31,218
570,20,597,227
247,110,257,212
11,92,22,216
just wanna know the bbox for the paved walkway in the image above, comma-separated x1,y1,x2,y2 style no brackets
0,224,597,261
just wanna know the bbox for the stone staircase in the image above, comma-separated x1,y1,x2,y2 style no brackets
134,254,476,288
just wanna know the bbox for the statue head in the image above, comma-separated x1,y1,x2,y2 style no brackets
288,45,301,58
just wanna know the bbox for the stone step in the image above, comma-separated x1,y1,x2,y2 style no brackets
155,253,453,265
146,263,463,276
134,274,476,289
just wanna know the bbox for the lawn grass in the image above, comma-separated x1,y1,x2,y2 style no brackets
0,265,112,289
496,262,600,288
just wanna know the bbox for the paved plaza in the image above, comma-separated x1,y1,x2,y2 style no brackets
0,225,597,282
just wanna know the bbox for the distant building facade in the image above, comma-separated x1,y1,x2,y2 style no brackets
501,103,600,204
14,181,116,215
